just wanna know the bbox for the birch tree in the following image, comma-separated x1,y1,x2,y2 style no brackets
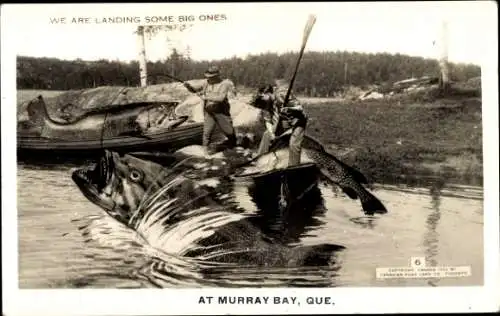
438,20,450,93
136,25,148,87
135,24,194,87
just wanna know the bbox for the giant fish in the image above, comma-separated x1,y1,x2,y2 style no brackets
71,150,345,267
25,95,189,141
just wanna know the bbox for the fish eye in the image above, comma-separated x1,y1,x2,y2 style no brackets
129,169,144,182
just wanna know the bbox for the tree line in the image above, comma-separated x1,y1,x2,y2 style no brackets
17,51,480,97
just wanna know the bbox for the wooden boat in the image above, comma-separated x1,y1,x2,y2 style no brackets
18,124,203,154
17,94,203,157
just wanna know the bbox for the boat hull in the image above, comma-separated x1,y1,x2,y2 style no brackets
234,162,322,212
17,123,203,158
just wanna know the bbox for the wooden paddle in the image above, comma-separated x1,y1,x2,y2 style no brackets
282,14,317,108
271,14,316,140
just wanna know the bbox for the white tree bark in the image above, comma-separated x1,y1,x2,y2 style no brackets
137,26,148,87
438,20,450,91
135,24,194,87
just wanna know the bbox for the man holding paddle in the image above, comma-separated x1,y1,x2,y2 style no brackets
250,14,316,166
252,79,308,166
183,65,237,154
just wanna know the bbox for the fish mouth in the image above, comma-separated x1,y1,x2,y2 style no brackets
72,150,116,212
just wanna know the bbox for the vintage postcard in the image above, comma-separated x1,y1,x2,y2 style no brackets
2,1,499,315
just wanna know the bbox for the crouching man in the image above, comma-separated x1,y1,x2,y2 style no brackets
251,79,308,166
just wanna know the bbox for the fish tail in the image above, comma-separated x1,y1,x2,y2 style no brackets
333,175,387,215
27,95,52,126
360,189,388,215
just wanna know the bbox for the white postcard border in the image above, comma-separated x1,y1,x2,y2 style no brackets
1,2,499,315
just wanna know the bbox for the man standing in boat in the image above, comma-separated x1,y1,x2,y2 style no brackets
252,79,308,166
183,65,237,154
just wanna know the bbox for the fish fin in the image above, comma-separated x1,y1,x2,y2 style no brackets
319,168,359,200
342,187,359,200
360,191,388,215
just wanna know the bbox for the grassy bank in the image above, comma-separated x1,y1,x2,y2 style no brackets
17,89,65,104
302,91,483,186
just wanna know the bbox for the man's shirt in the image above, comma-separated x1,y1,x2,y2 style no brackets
187,78,234,115
261,88,307,133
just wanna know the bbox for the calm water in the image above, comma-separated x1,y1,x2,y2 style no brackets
16,162,484,288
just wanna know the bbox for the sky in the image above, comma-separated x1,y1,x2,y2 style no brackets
3,2,497,65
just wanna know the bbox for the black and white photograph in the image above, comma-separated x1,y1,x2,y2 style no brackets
2,2,498,315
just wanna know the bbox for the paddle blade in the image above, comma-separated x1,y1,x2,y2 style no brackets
302,14,317,48
283,14,317,107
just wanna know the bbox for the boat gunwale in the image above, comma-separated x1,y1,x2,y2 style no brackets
233,162,318,180
17,123,204,150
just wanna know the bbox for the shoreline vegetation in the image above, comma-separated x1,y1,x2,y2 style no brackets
16,54,483,188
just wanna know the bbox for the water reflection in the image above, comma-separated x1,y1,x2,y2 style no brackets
349,216,377,229
247,180,328,245
423,178,445,286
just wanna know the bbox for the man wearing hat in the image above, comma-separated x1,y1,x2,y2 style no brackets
183,65,237,154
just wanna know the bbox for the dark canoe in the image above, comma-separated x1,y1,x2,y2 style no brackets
17,123,203,157
233,162,321,205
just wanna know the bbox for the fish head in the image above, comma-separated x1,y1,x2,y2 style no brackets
72,150,178,224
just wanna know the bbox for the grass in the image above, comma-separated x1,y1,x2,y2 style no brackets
17,89,65,104
302,88,483,186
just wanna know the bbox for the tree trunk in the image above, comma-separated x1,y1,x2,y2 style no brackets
344,62,348,85
438,21,450,93
137,26,148,87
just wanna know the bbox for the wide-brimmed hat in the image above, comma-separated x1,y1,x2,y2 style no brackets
204,65,221,78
